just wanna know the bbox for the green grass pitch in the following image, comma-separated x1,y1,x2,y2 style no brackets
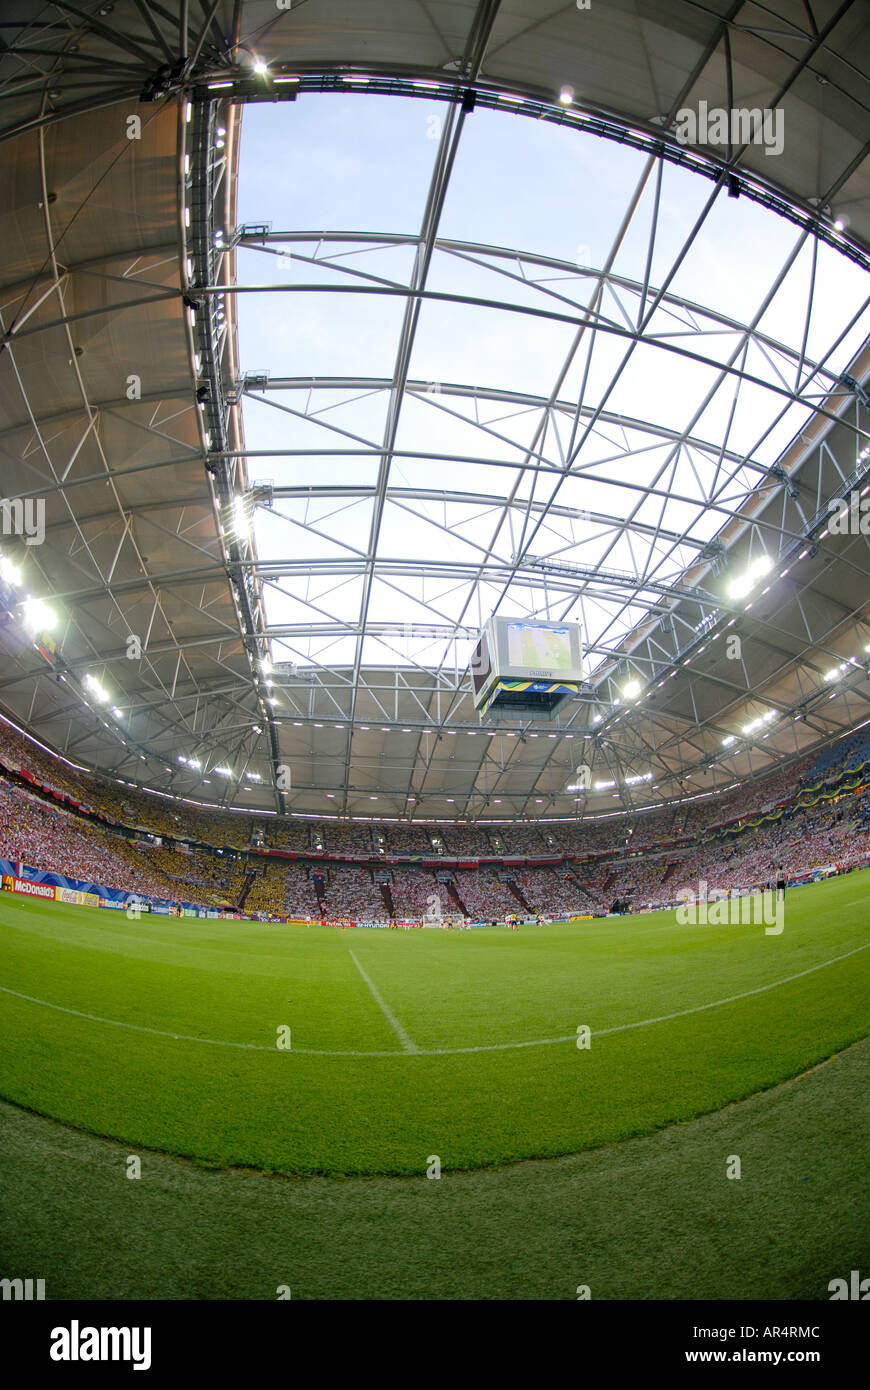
1,875,868,1177
2,874,870,1299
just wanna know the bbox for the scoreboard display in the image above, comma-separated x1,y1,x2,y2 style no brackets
470,617,584,718
506,621,575,673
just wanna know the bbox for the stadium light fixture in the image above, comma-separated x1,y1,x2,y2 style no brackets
252,58,269,75
22,597,55,632
559,85,574,104
623,678,641,700
742,710,778,736
722,734,736,746
232,495,250,538
0,556,21,586
84,673,110,703
824,663,847,682
728,553,772,600
595,779,616,789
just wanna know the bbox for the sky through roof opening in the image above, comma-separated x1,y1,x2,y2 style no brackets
235,93,870,679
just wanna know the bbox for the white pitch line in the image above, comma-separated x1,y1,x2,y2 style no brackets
348,950,418,1053
0,937,868,1057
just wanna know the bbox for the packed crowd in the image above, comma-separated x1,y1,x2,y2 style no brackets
515,869,588,917
281,864,322,917
1,716,819,866
451,870,517,919
0,783,173,900
1,717,868,919
319,865,386,918
387,869,442,916
801,728,870,785
662,801,867,906
244,861,294,916
136,844,247,904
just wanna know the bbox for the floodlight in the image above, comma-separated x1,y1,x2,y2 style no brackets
0,556,21,586
728,553,772,600
22,597,55,631
84,674,109,703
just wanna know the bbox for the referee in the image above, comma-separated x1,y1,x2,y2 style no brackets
776,863,787,898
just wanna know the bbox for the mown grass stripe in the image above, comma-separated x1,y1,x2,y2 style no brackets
2,936,867,1057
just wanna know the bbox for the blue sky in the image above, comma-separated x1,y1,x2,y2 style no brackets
232,92,870,676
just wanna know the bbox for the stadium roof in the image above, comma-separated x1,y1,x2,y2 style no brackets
1,0,870,827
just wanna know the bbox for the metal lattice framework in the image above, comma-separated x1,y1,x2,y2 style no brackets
1,0,870,828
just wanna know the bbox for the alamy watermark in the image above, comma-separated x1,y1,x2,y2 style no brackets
676,879,784,935
826,492,870,535
1,1276,45,1299
424,891,443,925
0,496,44,546
828,1269,870,1299
50,1323,151,1371
674,102,784,157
